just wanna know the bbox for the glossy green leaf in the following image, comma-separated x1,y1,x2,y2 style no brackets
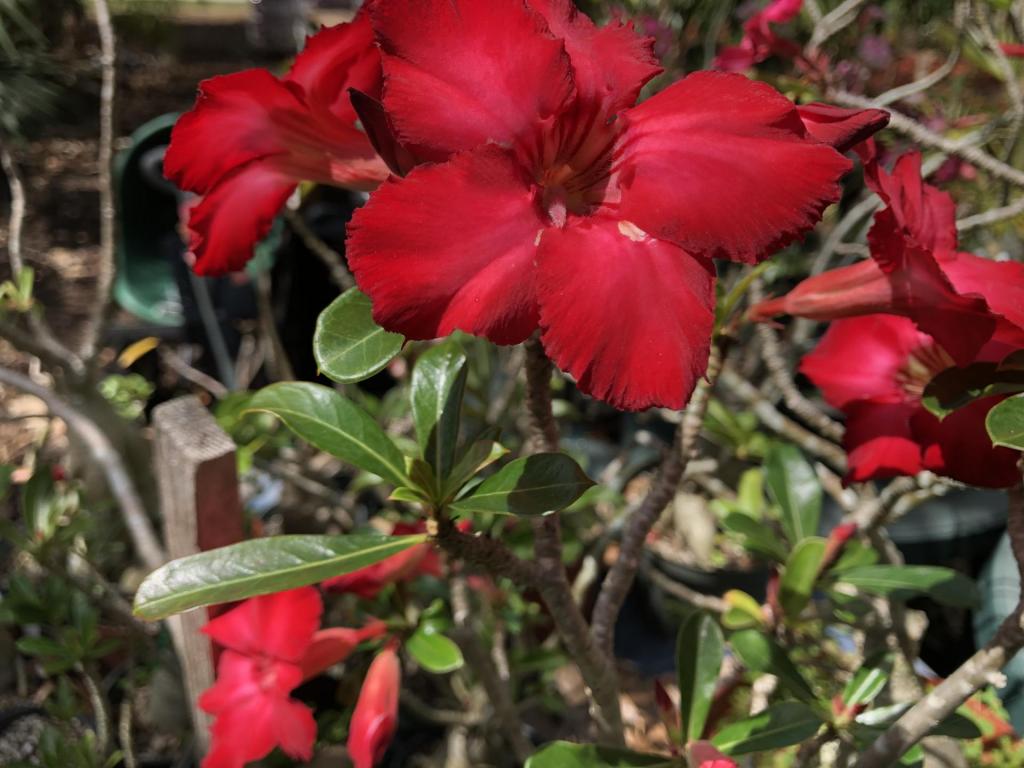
835,565,979,608
766,444,821,544
248,383,408,486
729,629,814,702
779,537,827,619
412,341,468,486
986,393,1024,450
721,513,787,562
134,534,426,619
712,701,823,756
313,288,404,384
677,611,724,742
842,664,889,708
406,624,464,673
526,742,674,768
448,453,593,516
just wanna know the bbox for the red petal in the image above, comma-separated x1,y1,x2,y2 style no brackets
1001,42,1024,57
371,0,573,158
528,0,660,112
800,315,925,409
164,70,295,194
748,259,892,323
843,401,925,483
536,216,715,411
285,15,381,125
186,163,296,275
940,252,1024,345
866,152,957,254
348,646,401,768
926,396,1022,488
868,210,995,366
616,71,850,264
271,697,318,761
348,146,543,344
198,651,264,715
796,103,890,153
202,587,322,663
300,621,389,680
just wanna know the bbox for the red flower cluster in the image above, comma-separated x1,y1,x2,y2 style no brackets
714,0,803,72
752,147,1024,487
199,586,400,768
167,0,886,412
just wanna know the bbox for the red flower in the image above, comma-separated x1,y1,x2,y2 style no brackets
1000,42,1024,57
714,0,803,72
346,0,885,411
801,315,1020,487
347,643,401,768
199,588,385,768
323,521,442,598
164,11,389,275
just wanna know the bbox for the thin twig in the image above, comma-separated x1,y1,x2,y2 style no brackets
0,145,86,377
855,484,1024,767
957,195,1024,230
283,208,355,291
0,366,165,571
750,278,844,442
644,567,726,615
807,0,870,52
590,337,727,659
159,347,229,399
80,666,110,757
872,47,960,107
719,366,848,471
119,696,137,768
80,0,118,360
829,90,1024,189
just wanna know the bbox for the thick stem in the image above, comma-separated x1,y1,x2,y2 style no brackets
522,336,624,742
435,517,538,589
855,485,1024,768
590,338,725,659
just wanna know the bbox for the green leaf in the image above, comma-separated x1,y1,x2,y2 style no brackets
677,611,724,742
248,383,408,486
721,513,787,562
448,453,593,516
986,393,1024,450
133,534,426,619
712,701,823,755
412,341,468,487
406,624,464,673
313,288,404,384
525,742,674,768
444,437,509,500
779,537,827,619
729,629,815,702
835,565,979,608
842,664,889,709
721,590,765,630
922,359,1024,419
855,703,981,740
765,444,821,544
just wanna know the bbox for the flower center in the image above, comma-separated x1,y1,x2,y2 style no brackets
256,657,280,692
895,341,955,400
